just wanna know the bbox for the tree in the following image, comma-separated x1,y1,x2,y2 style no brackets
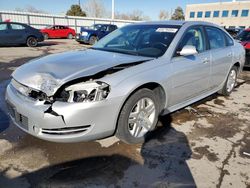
66,4,86,17
15,6,47,14
171,6,185,20
83,0,107,18
130,10,146,21
116,10,149,21
159,10,169,20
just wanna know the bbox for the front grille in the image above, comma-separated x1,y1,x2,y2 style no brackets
41,125,91,135
7,102,28,130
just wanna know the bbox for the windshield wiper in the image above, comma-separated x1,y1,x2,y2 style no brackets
91,47,140,56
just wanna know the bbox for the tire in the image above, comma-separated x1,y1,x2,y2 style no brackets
89,35,97,45
116,88,160,144
219,66,238,96
67,33,73,39
43,33,49,40
26,37,38,47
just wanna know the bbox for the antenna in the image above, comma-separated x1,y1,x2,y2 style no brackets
112,0,115,20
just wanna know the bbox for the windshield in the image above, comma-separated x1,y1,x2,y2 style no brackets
235,30,250,41
92,24,180,58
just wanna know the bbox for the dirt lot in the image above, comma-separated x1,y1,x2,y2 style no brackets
0,39,250,188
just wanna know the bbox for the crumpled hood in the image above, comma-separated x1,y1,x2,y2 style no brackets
12,49,152,95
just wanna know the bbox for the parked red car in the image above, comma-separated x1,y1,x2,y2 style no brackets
236,28,250,67
40,25,76,39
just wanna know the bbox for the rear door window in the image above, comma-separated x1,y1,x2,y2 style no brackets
10,24,25,30
205,27,226,49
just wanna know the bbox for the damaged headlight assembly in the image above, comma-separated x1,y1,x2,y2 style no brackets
56,81,110,103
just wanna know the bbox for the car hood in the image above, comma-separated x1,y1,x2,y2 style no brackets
12,49,152,95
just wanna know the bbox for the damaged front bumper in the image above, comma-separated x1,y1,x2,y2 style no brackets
5,83,122,143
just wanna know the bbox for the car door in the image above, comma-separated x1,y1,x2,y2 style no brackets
9,23,27,44
59,26,67,37
169,26,211,106
204,26,233,89
50,26,58,38
0,23,10,44
98,25,108,39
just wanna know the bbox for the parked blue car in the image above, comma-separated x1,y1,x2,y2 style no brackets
76,24,118,45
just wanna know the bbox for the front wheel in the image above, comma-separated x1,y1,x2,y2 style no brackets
116,89,160,144
219,66,238,96
89,36,97,45
26,37,38,47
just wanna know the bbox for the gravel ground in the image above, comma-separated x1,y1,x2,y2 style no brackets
0,39,249,188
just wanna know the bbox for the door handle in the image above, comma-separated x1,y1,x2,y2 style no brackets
202,58,210,64
227,53,232,57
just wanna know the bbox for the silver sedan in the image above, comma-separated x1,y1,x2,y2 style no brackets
6,21,245,144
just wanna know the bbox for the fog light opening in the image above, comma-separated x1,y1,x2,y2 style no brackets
33,126,40,134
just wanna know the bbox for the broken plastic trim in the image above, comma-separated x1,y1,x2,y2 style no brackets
44,106,66,124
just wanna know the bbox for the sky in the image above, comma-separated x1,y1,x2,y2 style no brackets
0,0,235,20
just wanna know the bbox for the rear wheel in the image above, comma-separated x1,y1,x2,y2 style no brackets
116,88,160,144
26,37,38,47
219,66,238,96
67,33,73,39
89,36,97,45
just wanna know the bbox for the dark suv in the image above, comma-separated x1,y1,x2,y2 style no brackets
76,24,117,45
0,22,44,47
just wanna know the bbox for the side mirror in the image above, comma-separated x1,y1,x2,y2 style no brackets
179,45,198,56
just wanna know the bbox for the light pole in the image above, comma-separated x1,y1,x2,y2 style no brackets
112,0,115,20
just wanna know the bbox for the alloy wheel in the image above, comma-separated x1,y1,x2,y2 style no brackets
226,69,237,93
128,97,156,138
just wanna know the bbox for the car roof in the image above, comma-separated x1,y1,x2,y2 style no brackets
0,21,27,25
245,28,250,32
94,24,117,26
51,25,68,27
132,20,219,27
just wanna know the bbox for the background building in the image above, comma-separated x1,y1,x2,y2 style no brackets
186,0,250,29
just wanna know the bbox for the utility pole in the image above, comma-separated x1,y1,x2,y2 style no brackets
112,0,115,20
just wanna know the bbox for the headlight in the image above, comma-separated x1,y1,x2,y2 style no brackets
81,32,88,36
57,81,110,103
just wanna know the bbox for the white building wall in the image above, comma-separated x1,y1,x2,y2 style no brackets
186,1,250,28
